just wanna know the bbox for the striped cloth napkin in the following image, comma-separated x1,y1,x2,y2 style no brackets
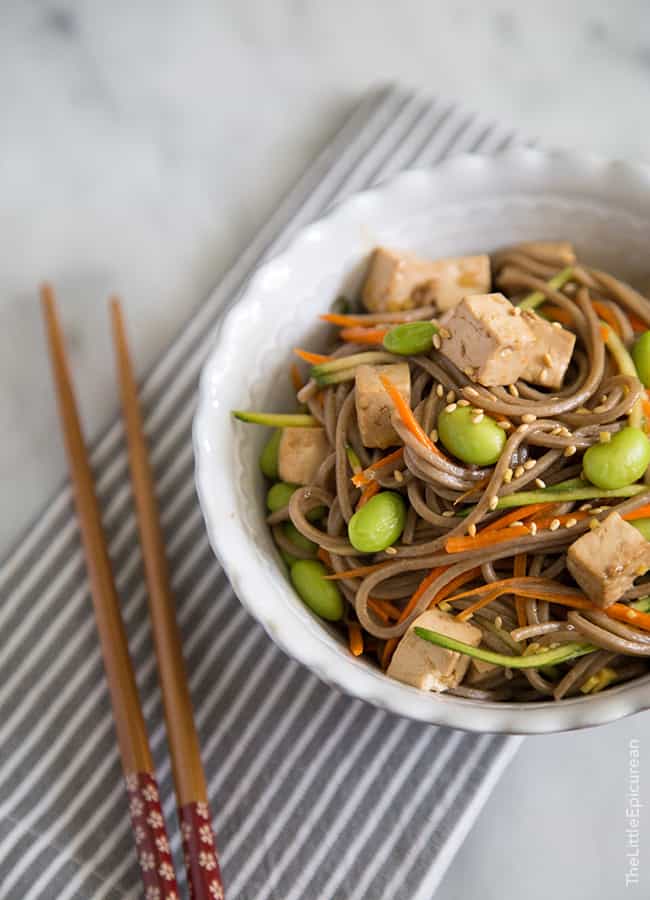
0,85,524,900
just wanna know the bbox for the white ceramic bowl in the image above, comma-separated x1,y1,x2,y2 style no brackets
194,148,650,734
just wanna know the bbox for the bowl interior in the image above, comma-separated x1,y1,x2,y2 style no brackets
196,153,650,733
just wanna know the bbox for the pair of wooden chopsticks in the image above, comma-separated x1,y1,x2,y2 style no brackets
42,286,224,900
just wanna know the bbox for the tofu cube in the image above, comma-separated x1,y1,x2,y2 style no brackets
567,512,650,608
519,310,576,389
355,363,411,449
278,427,330,486
467,658,499,682
387,608,482,692
438,293,535,387
362,246,491,313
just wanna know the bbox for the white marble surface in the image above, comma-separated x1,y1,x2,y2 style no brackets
2,1,650,897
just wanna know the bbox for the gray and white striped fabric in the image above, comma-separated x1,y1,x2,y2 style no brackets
0,86,525,900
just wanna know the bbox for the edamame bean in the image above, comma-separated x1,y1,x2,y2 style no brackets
260,429,282,479
583,426,650,490
284,522,317,554
383,321,439,356
631,518,650,541
348,491,406,553
437,406,507,466
266,482,326,521
290,559,344,621
632,331,650,388
267,482,298,512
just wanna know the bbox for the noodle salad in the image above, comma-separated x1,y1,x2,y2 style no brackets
234,241,650,702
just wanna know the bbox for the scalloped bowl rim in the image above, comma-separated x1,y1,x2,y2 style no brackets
194,148,650,734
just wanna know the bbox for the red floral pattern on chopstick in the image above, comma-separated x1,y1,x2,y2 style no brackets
179,801,224,899
126,772,180,899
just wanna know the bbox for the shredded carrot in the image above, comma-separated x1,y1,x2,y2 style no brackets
320,312,413,327
455,578,590,622
452,475,493,506
348,623,364,657
429,567,481,607
513,553,528,628
379,374,443,457
605,604,650,633
591,301,622,336
294,348,332,365
541,305,574,326
323,560,391,581
367,597,401,624
372,598,402,620
623,504,650,522
352,448,405,487
381,640,397,669
381,564,450,669
352,447,404,487
290,363,304,393
340,326,388,345
356,480,380,510
317,547,332,568
480,503,553,535
446,526,530,554
629,313,649,333
600,325,610,343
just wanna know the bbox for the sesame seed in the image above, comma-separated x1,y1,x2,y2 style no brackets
494,615,504,629
549,519,561,531
503,468,513,483
628,610,639,619
430,429,439,443
442,510,455,518
510,520,524,528
529,522,538,535
589,518,600,530
446,390,456,403
393,469,404,483
513,306,522,316
508,384,520,397
488,495,499,510
522,414,537,424
599,431,611,443
498,419,514,431
552,321,562,329
436,384,444,398
543,353,553,367
463,366,474,377
385,546,398,555
551,426,563,436
518,423,529,434
439,326,451,339
565,518,578,528
465,387,479,396
592,506,609,514
433,334,442,349
600,394,608,404
514,465,525,478
438,600,452,612
535,478,546,489
523,459,536,470
468,524,477,537
458,398,470,407
579,503,592,512
445,403,458,413
472,413,484,424
563,445,577,457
